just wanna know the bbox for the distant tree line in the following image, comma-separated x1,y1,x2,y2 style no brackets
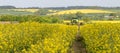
0,6,16,9
0,5,120,9
45,6,120,10
0,15,63,23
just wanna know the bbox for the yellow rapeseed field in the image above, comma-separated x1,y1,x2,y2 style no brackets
49,9,114,15
0,22,77,53
48,10,58,12
92,21,120,23
1,21,120,53
80,23,120,53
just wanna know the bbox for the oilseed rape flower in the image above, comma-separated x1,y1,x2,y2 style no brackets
0,22,77,53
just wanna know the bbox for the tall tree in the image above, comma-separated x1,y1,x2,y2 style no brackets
75,12,84,19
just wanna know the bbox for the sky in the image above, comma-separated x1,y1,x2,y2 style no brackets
0,0,120,8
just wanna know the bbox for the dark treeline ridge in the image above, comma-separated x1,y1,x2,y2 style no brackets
0,6,16,9
46,6,120,10
0,5,120,10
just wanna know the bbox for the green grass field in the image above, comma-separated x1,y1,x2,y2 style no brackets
0,9,33,15
104,9,120,13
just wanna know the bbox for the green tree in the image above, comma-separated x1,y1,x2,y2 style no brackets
34,9,50,15
75,12,84,19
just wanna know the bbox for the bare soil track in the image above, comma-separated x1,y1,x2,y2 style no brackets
72,36,87,53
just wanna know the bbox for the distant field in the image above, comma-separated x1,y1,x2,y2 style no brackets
104,9,120,13
8,9,39,13
0,9,119,15
0,9,33,15
48,9,114,15
0,9,58,15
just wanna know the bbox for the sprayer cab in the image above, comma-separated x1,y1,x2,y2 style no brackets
71,18,79,25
